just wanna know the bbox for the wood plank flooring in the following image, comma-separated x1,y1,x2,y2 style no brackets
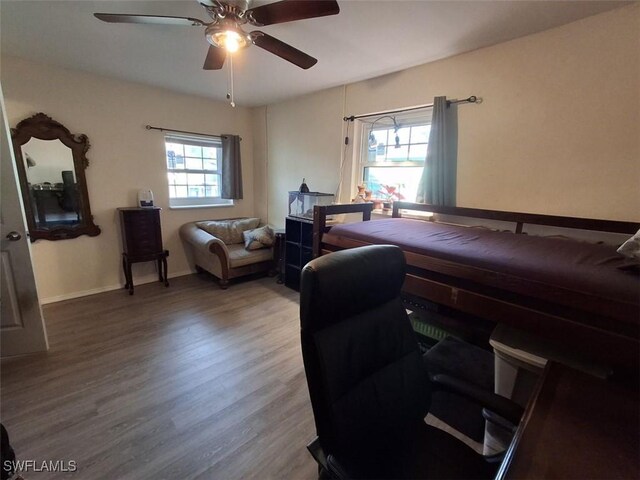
1,274,318,479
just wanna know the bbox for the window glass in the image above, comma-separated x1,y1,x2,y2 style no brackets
203,158,217,171
386,145,409,162
185,145,202,158
396,127,411,144
175,185,188,198
174,172,187,184
408,144,428,162
411,125,431,143
165,134,232,207
359,110,431,205
188,186,204,197
185,157,203,170
363,166,424,203
166,143,183,157
187,173,205,186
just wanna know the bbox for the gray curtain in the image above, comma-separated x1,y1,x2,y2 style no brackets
221,134,243,199
416,96,458,206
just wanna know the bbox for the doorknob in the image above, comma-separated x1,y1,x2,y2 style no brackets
5,231,21,241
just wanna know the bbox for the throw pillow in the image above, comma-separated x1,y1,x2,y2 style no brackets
243,225,275,251
196,218,260,244
617,228,640,261
231,218,261,243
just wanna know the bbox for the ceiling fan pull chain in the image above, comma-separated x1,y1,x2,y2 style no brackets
226,52,236,108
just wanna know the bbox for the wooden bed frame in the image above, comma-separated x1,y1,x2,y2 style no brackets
312,201,640,374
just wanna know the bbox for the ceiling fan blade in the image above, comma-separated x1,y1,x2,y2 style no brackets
203,45,226,70
250,32,317,69
94,13,206,27
246,0,339,26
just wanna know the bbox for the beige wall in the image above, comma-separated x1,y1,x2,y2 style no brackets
2,56,256,302
261,87,345,226
258,4,640,223
251,106,269,223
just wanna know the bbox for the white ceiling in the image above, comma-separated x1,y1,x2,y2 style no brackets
1,0,629,107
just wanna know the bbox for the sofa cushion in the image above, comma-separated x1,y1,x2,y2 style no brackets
243,225,275,250
196,218,260,245
227,244,273,268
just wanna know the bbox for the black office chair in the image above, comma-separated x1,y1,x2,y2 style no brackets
300,245,522,479
60,170,79,218
1,424,15,480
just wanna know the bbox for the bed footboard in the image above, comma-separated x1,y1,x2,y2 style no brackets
312,203,373,257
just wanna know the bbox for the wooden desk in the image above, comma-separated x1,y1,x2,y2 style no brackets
497,362,639,479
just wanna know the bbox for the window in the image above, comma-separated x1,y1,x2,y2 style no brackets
164,134,232,207
359,110,431,203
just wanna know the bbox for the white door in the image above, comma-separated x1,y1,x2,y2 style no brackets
0,85,48,356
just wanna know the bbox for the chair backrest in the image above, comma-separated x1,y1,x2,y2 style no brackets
60,170,79,212
61,170,74,186
300,245,431,457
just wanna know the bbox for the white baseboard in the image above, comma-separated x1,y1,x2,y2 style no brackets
40,269,193,304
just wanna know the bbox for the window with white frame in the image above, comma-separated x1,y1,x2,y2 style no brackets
165,134,232,207
358,110,432,203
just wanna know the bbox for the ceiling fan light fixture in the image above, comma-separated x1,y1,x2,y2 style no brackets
95,0,341,79
205,23,250,52
209,29,249,52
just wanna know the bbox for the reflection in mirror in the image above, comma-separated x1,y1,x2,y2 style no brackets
11,113,100,241
22,138,83,228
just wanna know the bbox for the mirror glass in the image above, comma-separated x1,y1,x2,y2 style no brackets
21,138,83,228
11,113,100,242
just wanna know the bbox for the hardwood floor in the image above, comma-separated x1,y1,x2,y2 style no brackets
1,274,318,479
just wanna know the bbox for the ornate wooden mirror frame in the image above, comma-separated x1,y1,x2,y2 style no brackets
11,113,101,241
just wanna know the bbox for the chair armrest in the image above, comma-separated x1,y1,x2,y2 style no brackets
327,454,352,480
430,374,524,425
179,223,230,259
207,236,229,258
482,408,517,434
306,437,328,470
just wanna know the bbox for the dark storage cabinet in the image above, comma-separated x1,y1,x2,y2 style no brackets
285,216,314,290
118,207,169,295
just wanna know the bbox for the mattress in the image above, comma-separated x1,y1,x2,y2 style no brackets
323,219,640,315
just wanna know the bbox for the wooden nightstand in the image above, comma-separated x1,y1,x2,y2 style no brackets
118,207,169,295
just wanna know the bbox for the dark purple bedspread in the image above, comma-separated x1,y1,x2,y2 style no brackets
324,219,639,307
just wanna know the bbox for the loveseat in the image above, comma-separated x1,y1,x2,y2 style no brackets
180,217,274,289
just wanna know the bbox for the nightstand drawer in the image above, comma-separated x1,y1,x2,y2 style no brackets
119,208,163,256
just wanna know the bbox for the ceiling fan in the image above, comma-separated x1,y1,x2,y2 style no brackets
94,0,340,70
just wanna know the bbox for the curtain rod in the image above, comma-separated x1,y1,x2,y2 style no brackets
343,96,478,122
145,125,242,141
